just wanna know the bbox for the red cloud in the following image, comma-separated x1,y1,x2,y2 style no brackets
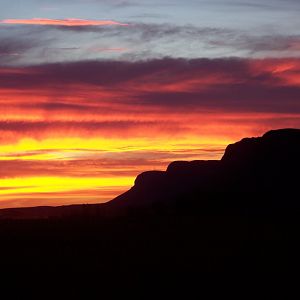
0,18,129,27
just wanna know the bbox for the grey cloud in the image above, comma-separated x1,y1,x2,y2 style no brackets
1,21,300,66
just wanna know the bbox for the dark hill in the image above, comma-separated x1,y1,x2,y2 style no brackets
108,128,300,213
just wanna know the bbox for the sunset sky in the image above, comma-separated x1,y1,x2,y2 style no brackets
0,0,300,208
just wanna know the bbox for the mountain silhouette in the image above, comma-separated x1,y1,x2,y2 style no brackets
1,128,300,295
107,128,300,214
1,128,299,219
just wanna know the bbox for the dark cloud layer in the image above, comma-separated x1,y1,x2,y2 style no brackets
1,57,300,115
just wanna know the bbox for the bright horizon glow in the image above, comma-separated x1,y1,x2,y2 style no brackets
0,135,228,208
0,176,133,195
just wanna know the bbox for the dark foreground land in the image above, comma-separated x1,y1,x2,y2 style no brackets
1,128,300,296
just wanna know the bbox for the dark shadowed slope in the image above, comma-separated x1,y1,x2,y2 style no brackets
0,128,299,219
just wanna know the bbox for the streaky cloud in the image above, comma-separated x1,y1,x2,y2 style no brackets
0,18,129,27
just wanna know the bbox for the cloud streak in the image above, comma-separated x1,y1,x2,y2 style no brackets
0,18,129,27
1,58,300,113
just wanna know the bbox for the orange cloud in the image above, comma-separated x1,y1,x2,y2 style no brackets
0,18,129,27
1,58,300,208
249,59,300,86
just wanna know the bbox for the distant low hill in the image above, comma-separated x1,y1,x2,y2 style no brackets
0,128,299,219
